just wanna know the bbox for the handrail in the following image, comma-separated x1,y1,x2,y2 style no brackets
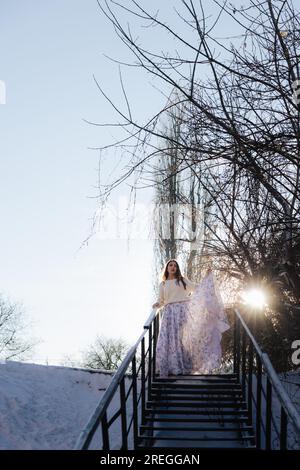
74,308,158,450
234,309,263,359
234,308,300,438
143,308,158,329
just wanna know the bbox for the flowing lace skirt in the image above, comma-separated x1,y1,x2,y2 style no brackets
155,273,230,378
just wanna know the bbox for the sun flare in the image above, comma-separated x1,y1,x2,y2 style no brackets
241,288,267,309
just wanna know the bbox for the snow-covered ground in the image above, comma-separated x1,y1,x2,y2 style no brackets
0,361,117,450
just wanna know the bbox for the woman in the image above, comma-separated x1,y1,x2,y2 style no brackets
152,259,230,378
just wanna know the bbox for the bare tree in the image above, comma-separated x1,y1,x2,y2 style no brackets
92,0,300,289
0,294,38,361
88,0,300,369
81,335,131,371
153,98,216,276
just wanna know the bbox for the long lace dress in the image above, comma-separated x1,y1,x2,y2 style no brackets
182,271,230,374
155,272,230,377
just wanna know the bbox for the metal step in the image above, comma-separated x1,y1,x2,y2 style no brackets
137,435,255,448
151,383,241,390
138,435,255,442
136,443,257,449
153,373,237,378
154,373,238,378
146,400,247,408
144,416,250,423
140,424,254,432
139,417,254,445
145,408,248,415
150,394,243,401
151,388,243,395
153,378,239,384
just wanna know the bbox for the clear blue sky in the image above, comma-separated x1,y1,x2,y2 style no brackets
0,0,241,364
0,0,158,364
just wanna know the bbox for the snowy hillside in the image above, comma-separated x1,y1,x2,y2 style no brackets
0,361,116,450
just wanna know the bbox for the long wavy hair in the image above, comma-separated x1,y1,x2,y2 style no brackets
160,259,187,290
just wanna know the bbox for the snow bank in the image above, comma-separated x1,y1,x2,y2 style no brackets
0,361,115,450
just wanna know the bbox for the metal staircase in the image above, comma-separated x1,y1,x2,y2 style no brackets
137,373,255,448
75,307,300,451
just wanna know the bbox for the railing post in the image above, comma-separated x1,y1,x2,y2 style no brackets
280,407,287,450
233,310,237,373
248,341,253,426
120,377,128,450
266,377,272,449
153,314,158,378
101,411,110,450
256,354,262,449
236,318,241,382
141,338,146,426
131,355,139,449
147,323,153,401
241,328,246,399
